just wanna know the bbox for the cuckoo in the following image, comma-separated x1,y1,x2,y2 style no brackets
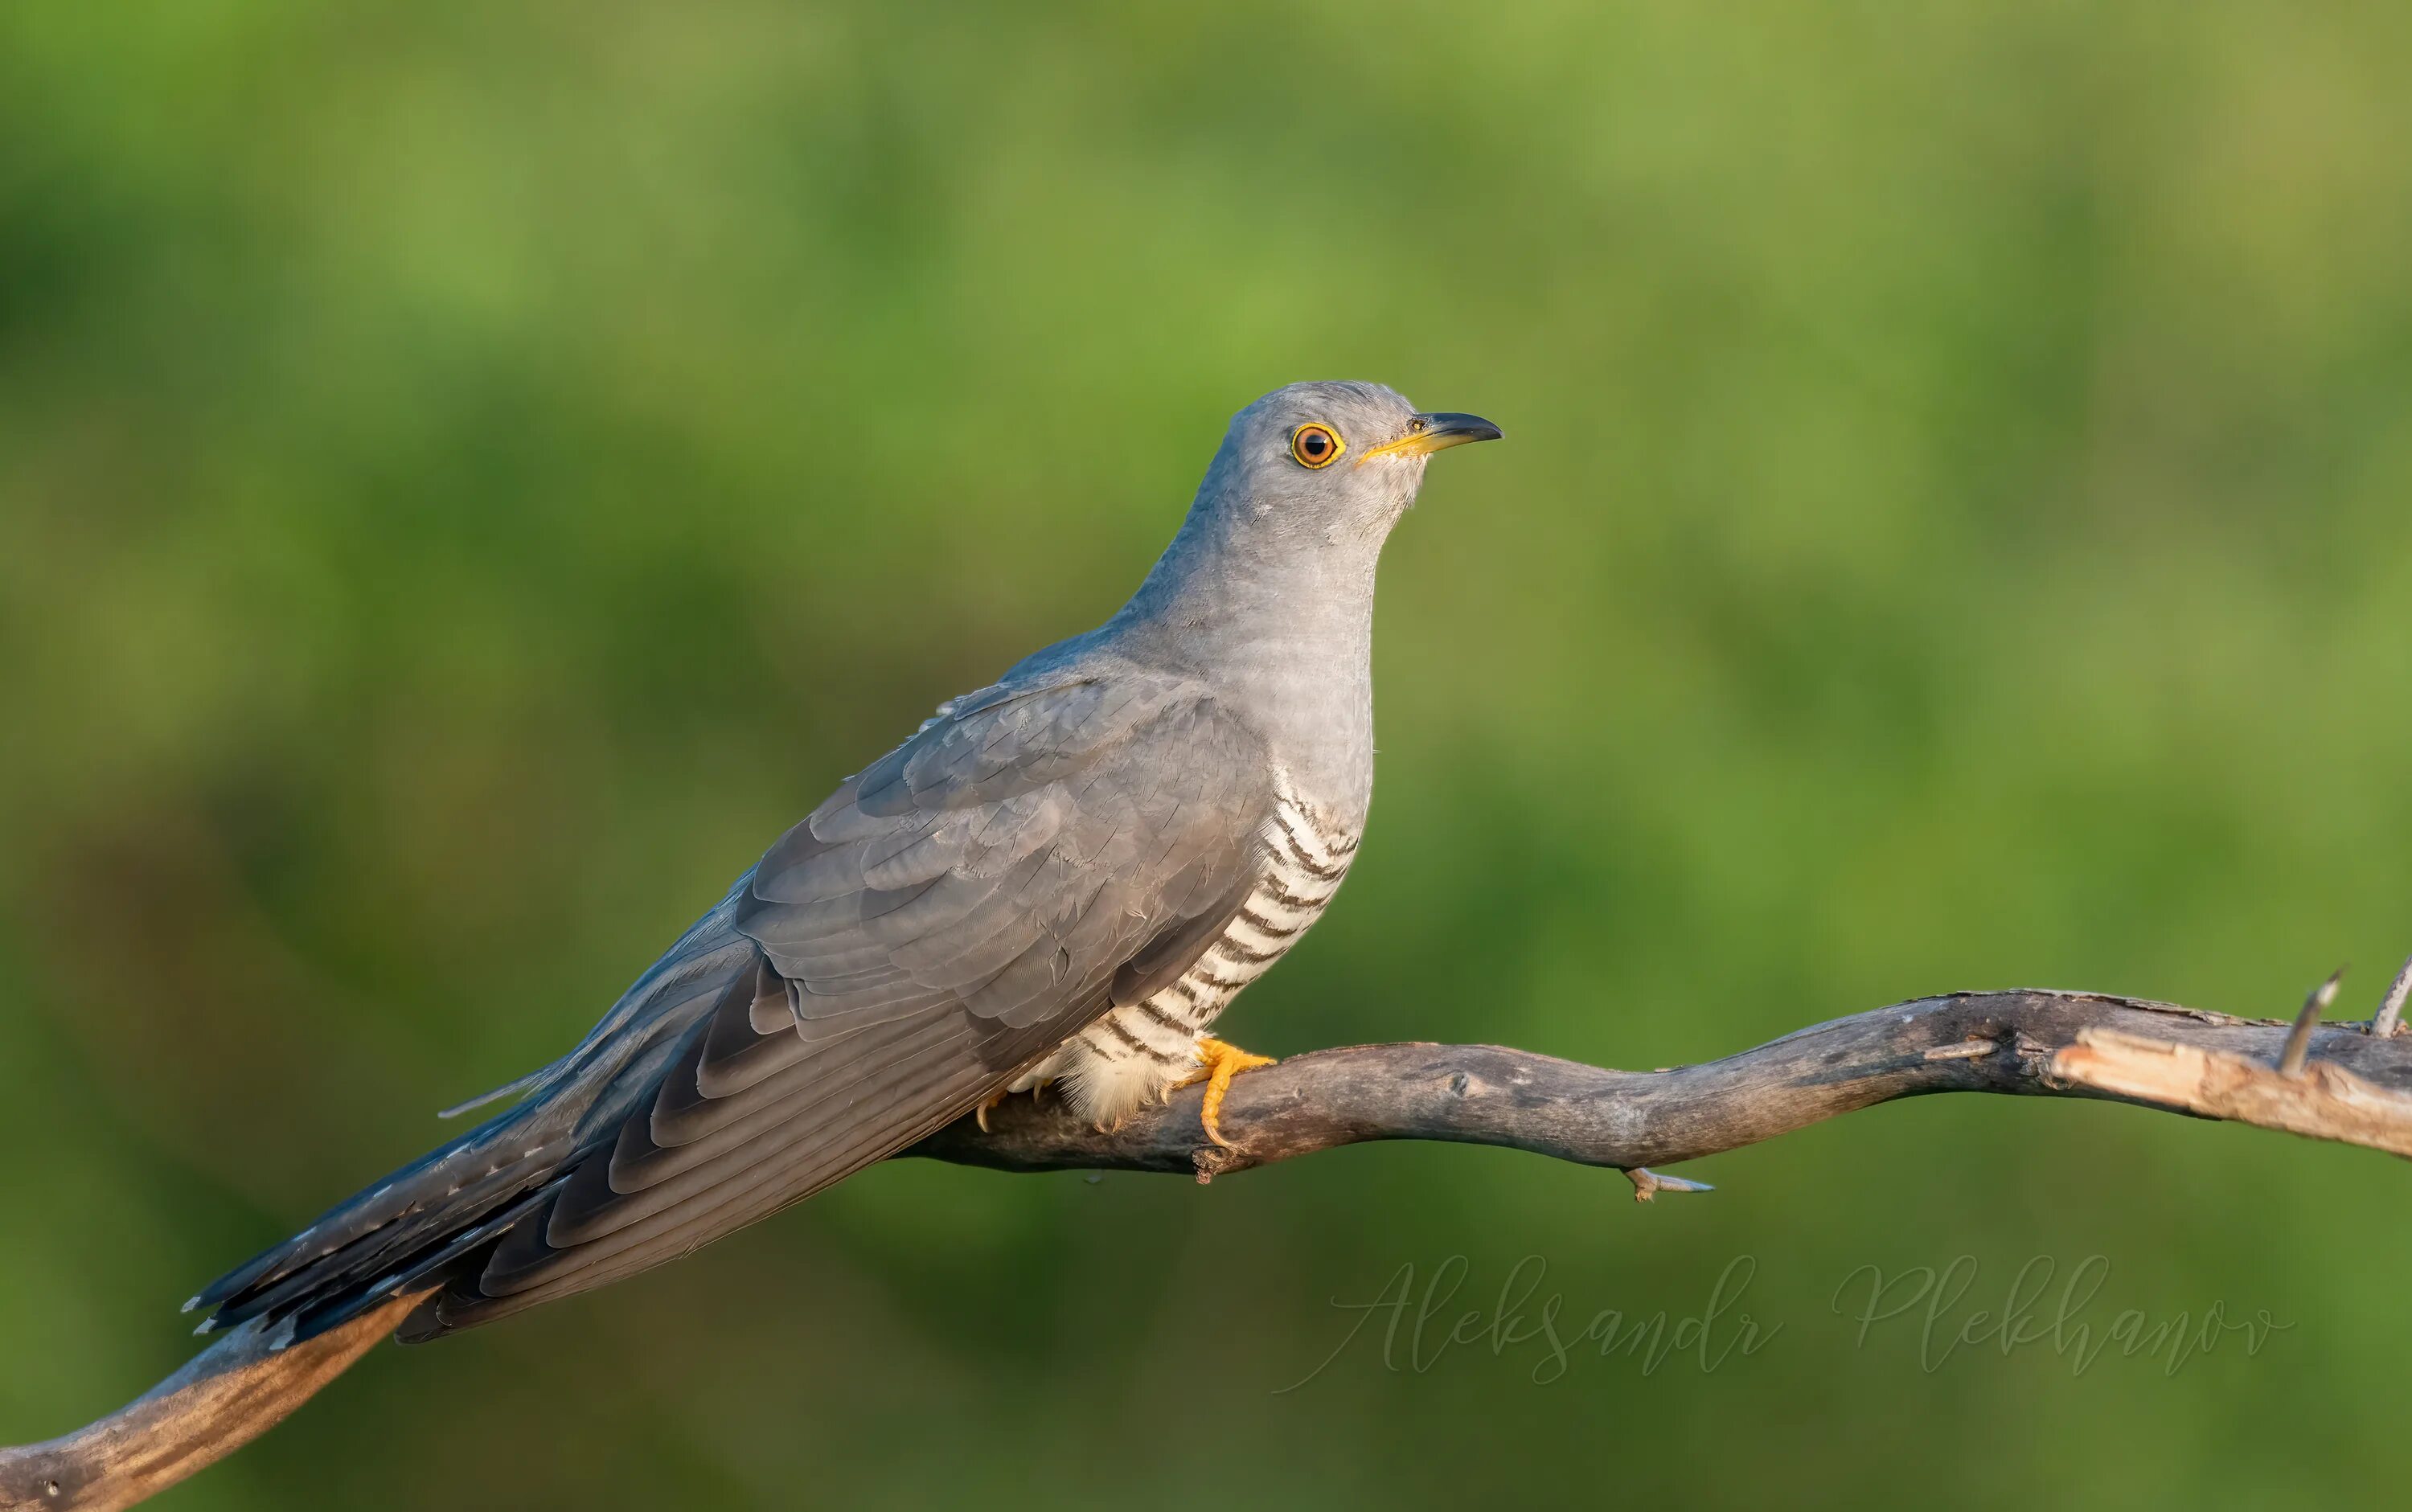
186,381,1502,1342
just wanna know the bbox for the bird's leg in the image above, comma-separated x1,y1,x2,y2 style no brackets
1167,1039,1277,1149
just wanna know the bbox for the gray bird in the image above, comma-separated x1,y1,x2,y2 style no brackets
187,381,1501,1342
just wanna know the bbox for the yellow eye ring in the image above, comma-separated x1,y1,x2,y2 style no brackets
1289,423,1344,469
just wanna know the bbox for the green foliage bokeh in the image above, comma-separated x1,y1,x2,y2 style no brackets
5,3,2410,1506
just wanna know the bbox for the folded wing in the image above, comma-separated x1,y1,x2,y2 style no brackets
187,666,1274,1340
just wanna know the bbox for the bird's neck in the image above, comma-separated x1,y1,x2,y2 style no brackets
1110,517,1384,822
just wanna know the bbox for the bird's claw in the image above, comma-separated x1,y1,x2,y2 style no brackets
1169,1038,1277,1149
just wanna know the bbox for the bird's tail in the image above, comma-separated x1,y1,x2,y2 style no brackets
185,890,758,1343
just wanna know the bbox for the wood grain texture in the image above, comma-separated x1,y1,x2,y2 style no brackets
0,1295,420,1512
9,986,2410,1510
909,989,2412,1180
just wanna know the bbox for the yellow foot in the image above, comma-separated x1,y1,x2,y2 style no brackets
1167,1039,1277,1149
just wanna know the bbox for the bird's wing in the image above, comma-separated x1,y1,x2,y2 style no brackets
402,668,1274,1334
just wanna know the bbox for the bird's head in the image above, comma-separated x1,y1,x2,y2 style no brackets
1196,380,1503,547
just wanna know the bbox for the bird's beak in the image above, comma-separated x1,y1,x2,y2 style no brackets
1355,412,1505,465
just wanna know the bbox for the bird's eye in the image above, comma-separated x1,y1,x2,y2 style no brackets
1289,424,1343,469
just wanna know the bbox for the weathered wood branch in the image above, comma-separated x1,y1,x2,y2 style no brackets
9,985,2411,1510
0,1295,418,1512
913,985,2412,1178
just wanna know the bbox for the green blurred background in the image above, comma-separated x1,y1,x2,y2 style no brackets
5,2,2410,1506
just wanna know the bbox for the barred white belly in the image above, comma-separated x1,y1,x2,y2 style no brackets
1011,772,1358,1126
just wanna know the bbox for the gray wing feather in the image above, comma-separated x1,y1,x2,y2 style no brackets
400,668,1273,1335
185,905,757,1330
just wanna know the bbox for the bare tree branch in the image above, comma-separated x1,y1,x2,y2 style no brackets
9,985,2411,1510
0,1295,420,1512
2056,1027,2412,1155
908,987,2412,1178
2371,954,2412,1039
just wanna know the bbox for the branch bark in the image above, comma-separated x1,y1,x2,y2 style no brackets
0,1296,418,1512
9,985,2410,1510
